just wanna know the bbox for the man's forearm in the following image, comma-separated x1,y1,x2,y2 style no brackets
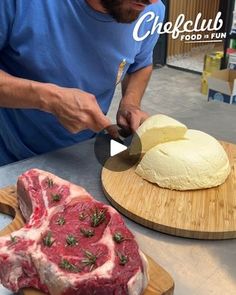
0,70,58,111
0,70,113,134
121,65,152,107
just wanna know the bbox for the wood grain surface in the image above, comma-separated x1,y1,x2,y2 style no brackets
0,186,174,295
167,0,220,58
102,141,236,240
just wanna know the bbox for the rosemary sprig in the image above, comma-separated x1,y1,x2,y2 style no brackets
46,178,54,188
43,231,54,247
116,251,128,266
66,234,78,246
80,228,95,238
113,232,125,244
82,250,98,271
90,207,107,227
10,235,18,244
52,194,62,202
79,212,86,221
56,216,65,226
59,259,81,273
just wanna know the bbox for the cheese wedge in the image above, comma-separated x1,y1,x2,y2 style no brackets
136,130,231,190
129,114,187,154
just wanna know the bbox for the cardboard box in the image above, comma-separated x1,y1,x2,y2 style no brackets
229,63,236,70
228,53,236,70
208,69,236,105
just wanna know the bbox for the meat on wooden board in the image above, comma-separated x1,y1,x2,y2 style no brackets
0,169,148,295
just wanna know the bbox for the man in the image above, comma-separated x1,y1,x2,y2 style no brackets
0,0,165,166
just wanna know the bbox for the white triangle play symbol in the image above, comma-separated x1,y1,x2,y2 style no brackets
110,139,127,157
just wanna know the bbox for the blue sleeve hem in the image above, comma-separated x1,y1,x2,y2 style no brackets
126,1,165,74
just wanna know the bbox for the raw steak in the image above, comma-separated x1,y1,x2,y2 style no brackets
0,169,148,295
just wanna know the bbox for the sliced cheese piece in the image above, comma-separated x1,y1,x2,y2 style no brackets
129,114,187,155
136,130,231,190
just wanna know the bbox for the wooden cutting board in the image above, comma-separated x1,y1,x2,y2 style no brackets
102,141,236,240
0,186,174,295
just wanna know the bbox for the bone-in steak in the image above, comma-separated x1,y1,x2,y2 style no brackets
0,169,148,295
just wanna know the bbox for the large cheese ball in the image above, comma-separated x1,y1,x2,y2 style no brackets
129,114,187,155
136,130,231,190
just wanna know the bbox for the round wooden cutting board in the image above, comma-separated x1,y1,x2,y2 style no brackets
102,141,236,240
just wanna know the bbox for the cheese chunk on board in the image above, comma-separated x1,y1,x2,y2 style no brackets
136,130,231,190
130,114,187,154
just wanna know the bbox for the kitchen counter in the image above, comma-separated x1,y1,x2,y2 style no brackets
0,101,235,295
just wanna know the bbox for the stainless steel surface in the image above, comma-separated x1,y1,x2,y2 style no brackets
0,101,235,295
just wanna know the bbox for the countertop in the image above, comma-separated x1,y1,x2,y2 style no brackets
0,101,236,295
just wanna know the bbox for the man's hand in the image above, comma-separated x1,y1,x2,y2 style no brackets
117,103,149,136
41,86,112,134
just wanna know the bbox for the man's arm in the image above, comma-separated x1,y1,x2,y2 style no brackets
117,0,165,134
117,65,151,133
0,70,112,134
121,65,152,106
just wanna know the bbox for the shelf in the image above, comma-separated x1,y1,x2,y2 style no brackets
230,33,236,39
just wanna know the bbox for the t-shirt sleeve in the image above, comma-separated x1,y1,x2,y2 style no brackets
127,1,166,74
0,0,16,50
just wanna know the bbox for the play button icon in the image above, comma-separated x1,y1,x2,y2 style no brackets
94,125,142,172
110,139,127,157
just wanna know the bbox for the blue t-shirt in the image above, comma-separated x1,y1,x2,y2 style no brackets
0,0,165,165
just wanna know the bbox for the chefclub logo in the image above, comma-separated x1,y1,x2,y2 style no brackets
133,11,226,44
